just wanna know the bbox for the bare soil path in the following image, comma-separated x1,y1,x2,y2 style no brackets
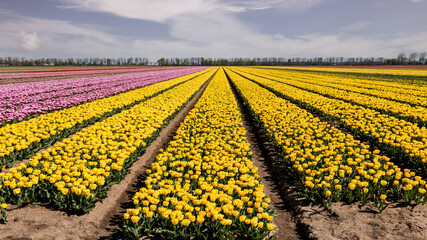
228,76,301,240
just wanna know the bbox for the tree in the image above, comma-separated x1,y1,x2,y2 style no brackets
409,52,418,64
127,57,134,65
157,58,166,66
67,58,74,65
142,58,149,65
418,52,426,64
397,52,407,64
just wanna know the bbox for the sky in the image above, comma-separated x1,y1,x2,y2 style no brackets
0,0,426,61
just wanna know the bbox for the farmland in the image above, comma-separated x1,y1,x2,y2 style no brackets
1,66,427,239
0,66,184,85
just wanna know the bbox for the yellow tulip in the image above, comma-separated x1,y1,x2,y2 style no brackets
131,216,140,223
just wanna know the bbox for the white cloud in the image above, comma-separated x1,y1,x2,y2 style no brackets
273,0,327,10
0,8,15,15
129,32,427,59
340,21,371,32
0,1,425,60
58,0,328,23
7,17,116,44
170,13,254,43
0,15,118,54
387,32,427,52
220,0,326,12
58,0,327,43
19,32,42,51
1,12,426,60
59,0,218,23
0,14,122,57
410,0,425,3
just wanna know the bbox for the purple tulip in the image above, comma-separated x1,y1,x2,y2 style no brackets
0,67,208,126
0,66,178,79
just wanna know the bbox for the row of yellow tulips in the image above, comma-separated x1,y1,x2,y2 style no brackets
237,68,427,126
260,67,427,95
0,68,216,219
0,196,6,222
230,68,427,174
250,68,427,107
262,66,427,77
0,69,211,170
121,69,275,239
225,68,427,212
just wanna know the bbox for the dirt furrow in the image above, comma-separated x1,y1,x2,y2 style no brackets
228,75,301,240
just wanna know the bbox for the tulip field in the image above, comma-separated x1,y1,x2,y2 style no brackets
1,66,427,239
227,67,427,210
0,66,178,79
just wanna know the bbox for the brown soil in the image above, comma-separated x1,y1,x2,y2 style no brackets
0,73,215,240
229,78,300,240
300,201,427,240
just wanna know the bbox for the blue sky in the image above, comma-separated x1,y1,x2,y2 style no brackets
0,0,426,61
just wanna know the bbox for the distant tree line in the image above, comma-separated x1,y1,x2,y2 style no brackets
0,57,150,66
157,52,427,66
1,52,425,67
